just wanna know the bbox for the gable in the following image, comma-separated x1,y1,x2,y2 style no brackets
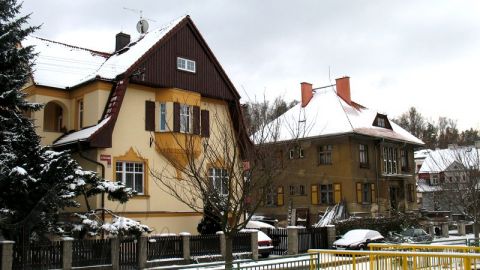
130,21,236,101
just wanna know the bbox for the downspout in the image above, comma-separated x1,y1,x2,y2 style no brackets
374,140,380,215
77,142,105,236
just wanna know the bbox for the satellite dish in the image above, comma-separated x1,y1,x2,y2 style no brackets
136,19,149,34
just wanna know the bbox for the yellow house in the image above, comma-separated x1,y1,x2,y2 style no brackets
22,16,246,234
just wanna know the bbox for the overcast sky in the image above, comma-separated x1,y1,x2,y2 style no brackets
21,0,480,130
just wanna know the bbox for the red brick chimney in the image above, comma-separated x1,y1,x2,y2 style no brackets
335,76,351,105
301,82,313,107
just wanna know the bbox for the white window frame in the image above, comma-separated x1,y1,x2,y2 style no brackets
159,103,167,131
383,146,398,174
378,118,386,128
78,99,84,129
177,57,196,73
180,104,191,133
299,148,305,158
209,168,229,196
116,161,144,195
289,149,294,159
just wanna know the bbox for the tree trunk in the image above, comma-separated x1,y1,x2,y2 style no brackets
225,233,234,269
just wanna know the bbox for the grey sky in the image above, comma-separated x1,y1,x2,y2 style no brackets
21,0,480,130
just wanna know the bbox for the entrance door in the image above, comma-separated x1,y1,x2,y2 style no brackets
390,186,398,210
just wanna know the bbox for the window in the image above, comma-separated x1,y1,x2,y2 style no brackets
177,57,196,73
383,146,398,174
318,145,333,165
373,114,391,129
359,144,368,167
356,183,376,204
208,168,229,196
289,149,294,159
289,185,296,196
78,99,84,129
159,103,167,131
116,161,144,194
43,101,64,132
431,174,439,185
299,185,305,195
407,184,415,202
320,184,334,205
377,118,385,127
401,148,409,171
265,186,275,206
299,148,305,158
180,104,191,133
289,147,304,159
277,186,284,206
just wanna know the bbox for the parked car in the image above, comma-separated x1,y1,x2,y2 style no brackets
241,229,273,258
333,229,385,250
246,220,275,229
400,228,433,243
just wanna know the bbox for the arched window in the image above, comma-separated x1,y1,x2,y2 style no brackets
44,101,65,132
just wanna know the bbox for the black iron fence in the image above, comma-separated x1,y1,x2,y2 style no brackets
12,241,62,270
232,232,251,253
298,227,328,253
267,228,288,255
72,238,111,267
190,234,221,257
147,235,183,260
119,237,138,269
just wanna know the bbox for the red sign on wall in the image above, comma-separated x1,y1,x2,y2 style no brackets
100,154,111,165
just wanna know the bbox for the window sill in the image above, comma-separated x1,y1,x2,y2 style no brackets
131,194,150,199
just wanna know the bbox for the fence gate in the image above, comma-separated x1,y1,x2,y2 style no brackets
310,227,328,249
119,237,138,270
266,228,288,255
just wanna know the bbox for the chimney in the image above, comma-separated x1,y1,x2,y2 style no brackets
335,76,351,105
115,32,131,51
301,82,313,107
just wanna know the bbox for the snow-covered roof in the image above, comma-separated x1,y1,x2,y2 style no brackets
23,16,187,89
53,117,110,146
259,87,424,145
419,147,480,173
415,149,432,160
417,179,442,193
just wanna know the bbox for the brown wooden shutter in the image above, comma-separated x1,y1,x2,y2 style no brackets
356,182,362,204
371,183,376,203
145,101,155,131
193,106,200,135
173,102,180,132
334,183,342,203
201,110,210,137
311,185,318,205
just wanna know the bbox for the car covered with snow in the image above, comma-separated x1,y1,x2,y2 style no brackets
333,229,385,250
246,220,275,229
241,229,273,258
400,228,433,243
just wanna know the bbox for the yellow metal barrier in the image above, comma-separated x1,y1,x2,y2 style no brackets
369,243,480,253
308,249,480,270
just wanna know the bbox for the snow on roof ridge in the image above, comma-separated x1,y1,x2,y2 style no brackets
30,36,111,57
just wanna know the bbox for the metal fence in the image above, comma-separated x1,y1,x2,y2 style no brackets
72,238,111,267
12,241,62,270
232,232,251,253
119,237,138,269
190,234,221,257
147,235,183,260
266,228,288,255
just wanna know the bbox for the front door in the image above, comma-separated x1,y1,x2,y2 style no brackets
390,186,398,210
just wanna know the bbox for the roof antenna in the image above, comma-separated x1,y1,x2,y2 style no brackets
123,7,156,34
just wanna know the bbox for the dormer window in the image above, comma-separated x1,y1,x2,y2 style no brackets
177,57,196,73
373,113,392,129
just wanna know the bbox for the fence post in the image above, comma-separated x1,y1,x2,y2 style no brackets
250,231,258,260
137,235,147,269
428,225,435,236
287,226,299,255
458,221,466,236
441,223,449,238
218,232,226,259
111,237,120,270
62,237,73,270
326,225,336,249
180,232,191,262
1,241,14,270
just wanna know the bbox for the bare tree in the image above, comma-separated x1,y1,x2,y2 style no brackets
148,103,282,266
423,144,480,237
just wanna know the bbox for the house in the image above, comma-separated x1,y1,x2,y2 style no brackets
22,16,246,234
417,144,480,217
254,77,424,226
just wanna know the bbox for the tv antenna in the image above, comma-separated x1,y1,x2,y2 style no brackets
123,7,156,34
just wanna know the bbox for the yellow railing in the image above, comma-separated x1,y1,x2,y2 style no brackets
369,243,480,253
308,249,480,270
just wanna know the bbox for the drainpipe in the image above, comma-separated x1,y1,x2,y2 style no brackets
374,140,380,215
77,142,105,237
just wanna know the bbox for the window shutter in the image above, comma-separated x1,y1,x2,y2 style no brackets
201,110,210,137
193,106,200,135
356,182,362,204
145,101,155,131
277,186,284,206
173,102,180,132
311,185,318,205
334,183,342,203
371,183,376,203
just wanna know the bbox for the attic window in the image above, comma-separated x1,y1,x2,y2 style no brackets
177,57,196,73
373,113,392,129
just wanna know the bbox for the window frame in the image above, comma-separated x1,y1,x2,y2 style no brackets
383,146,398,175
115,161,144,195
177,57,196,73
159,102,167,131
180,104,191,133
289,185,296,196
320,184,334,205
359,144,369,168
208,168,229,196
78,99,84,129
318,145,333,165
401,148,409,172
